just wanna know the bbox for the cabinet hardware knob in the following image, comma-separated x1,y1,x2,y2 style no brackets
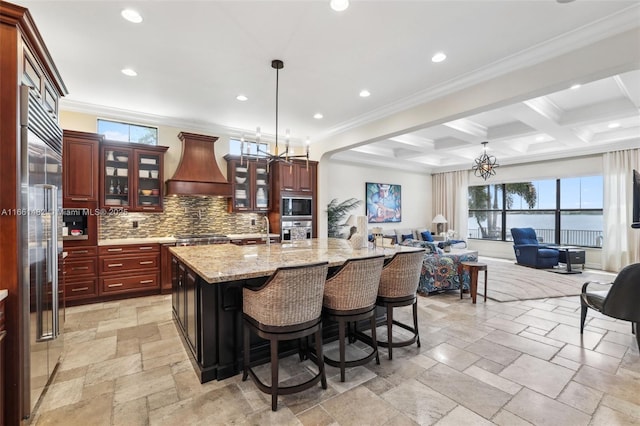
107,248,123,252
108,263,123,267
72,266,89,271
139,261,153,265
139,279,153,284
70,197,89,201
71,287,89,292
108,283,123,288
75,250,89,254
139,247,153,250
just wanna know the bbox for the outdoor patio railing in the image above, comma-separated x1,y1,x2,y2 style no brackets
468,228,603,247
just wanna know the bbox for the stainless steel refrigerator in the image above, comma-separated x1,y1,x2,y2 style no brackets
19,85,64,420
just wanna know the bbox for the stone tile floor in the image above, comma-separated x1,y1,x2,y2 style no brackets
31,292,640,425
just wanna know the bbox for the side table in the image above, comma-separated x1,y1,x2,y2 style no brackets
459,261,487,304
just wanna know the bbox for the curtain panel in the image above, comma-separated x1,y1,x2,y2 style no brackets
602,148,640,271
432,171,469,240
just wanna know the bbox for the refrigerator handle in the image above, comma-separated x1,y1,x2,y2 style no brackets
49,185,59,338
38,184,59,341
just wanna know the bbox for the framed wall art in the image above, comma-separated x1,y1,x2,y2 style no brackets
366,182,401,223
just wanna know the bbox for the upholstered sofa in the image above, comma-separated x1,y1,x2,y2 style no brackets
400,240,478,295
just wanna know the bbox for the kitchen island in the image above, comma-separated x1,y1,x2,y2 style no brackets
169,238,423,383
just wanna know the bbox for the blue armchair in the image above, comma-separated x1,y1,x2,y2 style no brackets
511,227,559,269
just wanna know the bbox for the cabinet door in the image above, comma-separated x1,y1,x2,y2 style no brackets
297,163,314,193
279,162,296,191
254,164,269,211
230,161,251,211
175,261,185,331
185,268,198,355
134,150,163,212
63,133,99,205
102,146,132,209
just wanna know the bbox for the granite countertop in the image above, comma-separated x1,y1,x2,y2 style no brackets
98,234,279,246
170,238,424,284
0,289,7,302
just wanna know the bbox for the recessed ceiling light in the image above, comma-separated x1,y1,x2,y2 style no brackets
121,9,143,23
535,136,545,142
608,122,621,129
236,95,248,101
557,0,576,3
313,113,323,119
330,0,349,12
570,83,581,90
359,90,370,98
121,68,137,77
431,52,447,63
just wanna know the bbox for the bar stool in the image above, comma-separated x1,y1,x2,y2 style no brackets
242,262,329,411
322,255,385,382
459,261,487,304
375,250,425,360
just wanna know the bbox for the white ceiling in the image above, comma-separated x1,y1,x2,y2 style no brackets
18,0,640,173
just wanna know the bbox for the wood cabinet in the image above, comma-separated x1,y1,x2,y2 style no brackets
100,142,168,212
63,130,101,206
225,155,270,212
0,297,5,426
63,246,98,304
272,161,316,194
160,244,173,294
98,244,160,295
0,4,67,423
172,259,198,356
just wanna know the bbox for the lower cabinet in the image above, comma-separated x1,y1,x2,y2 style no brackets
98,243,161,296
63,246,99,303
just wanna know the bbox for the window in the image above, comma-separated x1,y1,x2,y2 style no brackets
468,176,603,247
97,119,158,145
229,139,269,157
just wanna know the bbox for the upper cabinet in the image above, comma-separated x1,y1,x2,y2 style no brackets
63,130,102,207
100,142,168,212
225,155,270,212
273,160,317,194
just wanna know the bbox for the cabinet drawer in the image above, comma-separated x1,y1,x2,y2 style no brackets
65,278,98,299
64,258,98,277
100,254,159,274
65,246,98,258
101,273,159,293
99,244,160,256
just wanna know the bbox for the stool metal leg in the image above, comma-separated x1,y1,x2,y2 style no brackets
387,305,394,360
243,323,250,381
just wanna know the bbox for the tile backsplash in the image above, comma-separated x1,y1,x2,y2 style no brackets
99,196,265,239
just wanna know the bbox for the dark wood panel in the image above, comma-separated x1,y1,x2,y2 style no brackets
63,258,97,278
99,253,159,275
101,273,159,294
62,130,101,205
64,278,98,299
62,246,98,258
98,243,159,256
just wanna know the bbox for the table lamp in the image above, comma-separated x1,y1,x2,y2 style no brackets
432,214,448,235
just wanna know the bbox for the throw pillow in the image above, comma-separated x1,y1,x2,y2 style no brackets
420,231,434,242
402,234,413,241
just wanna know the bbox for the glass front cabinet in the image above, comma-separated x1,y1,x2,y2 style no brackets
225,155,270,213
101,142,168,212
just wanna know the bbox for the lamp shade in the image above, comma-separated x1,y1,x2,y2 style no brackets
432,214,448,224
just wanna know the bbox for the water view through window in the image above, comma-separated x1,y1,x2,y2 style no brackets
468,176,603,247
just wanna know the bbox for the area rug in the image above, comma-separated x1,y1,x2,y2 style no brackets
474,257,616,302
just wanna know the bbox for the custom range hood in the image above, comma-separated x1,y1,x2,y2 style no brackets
166,132,232,197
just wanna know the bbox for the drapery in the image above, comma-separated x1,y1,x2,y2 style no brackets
602,148,640,271
432,171,469,240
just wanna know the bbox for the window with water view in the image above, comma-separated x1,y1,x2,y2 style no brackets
468,176,603,247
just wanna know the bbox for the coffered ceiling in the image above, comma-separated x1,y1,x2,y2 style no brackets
18,0,640,173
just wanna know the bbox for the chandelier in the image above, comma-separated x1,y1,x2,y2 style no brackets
240,59,309,170
472,141,499,180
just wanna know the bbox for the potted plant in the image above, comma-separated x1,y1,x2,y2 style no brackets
327,198,362,238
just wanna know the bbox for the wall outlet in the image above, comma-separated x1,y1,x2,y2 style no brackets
132,221,138,228
251,219,256,226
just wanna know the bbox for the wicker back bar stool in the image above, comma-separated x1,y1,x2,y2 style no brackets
322,255,385,382
242,262,329,411
376,250,425,360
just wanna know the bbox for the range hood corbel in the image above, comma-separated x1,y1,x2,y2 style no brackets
165,132,232,197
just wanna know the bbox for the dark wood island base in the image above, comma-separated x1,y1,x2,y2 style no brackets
169,239,423,383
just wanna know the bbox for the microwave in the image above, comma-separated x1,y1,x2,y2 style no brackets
282,197,312,217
